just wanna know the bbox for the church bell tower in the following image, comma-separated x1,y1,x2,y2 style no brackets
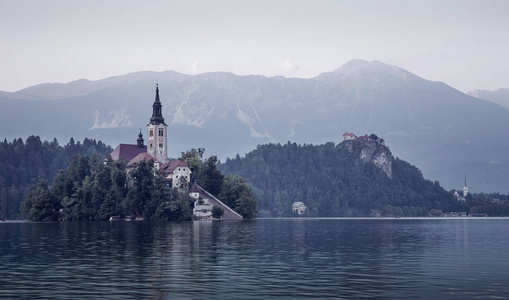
463,175,468,197
147,84,169,163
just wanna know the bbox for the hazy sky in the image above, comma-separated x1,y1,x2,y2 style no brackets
1,0,508,92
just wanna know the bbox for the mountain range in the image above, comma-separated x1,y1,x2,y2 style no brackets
1,59,508,193
468,88,509,109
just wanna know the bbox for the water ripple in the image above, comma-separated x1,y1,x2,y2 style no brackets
1,219,509,299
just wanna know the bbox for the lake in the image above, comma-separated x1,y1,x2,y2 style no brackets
1,218,509,299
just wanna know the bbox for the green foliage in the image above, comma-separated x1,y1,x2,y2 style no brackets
180,150,258,219
211,205,224,219
21,181,59,221
201,156,224,196
180,148,205,183
0,136,112,219
218,141,462,217
463,192,509,216
22,151,193,221
220,174,257,219
124,160,155,217
154,192,193,221
20,143,257,221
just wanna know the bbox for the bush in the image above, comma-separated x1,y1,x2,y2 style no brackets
212,205,224,219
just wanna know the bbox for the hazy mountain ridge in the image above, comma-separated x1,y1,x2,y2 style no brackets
468,88,509,109
1,60,508,192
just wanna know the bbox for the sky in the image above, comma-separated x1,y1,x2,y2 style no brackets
0,0,508,93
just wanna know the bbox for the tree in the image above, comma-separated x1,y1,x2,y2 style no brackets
200,155,224,196
21,181,59,221
212,205,224,219
180,148,205,183
220,174,257,219
218,140,457,217
125,160,154,217
154,192,193,221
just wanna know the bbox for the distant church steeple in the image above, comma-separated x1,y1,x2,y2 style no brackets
147,84,169,163
149,84,166,126
137,129,144,148
463,175,468,197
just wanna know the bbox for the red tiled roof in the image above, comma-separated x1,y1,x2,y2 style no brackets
343,132,357,137
110,144,147,161
126,152,158,167
161,159,187,173
189,182,200,193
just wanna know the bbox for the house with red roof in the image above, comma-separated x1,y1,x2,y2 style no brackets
160,159,191,187
343,132,357,141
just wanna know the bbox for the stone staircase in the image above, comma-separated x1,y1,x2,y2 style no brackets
194,184,243,220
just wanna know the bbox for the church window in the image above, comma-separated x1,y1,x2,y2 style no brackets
158,129,164,136
159,143,163,148
150,143,152,148
150,130,153,137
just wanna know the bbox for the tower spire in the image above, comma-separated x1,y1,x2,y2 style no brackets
137,129,144,148
146,84,169,163
149,84,166,125
463,174,468,197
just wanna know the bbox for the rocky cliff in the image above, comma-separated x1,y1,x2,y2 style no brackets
337,137,393,179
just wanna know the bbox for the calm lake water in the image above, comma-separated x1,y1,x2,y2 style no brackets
1,218,509,299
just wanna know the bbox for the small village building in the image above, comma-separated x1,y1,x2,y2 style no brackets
343,132,357,141
190,183,213,219
292,202,307,215
453,191,466,202
189,182,201,199
160,160,191,188
189,182,243,220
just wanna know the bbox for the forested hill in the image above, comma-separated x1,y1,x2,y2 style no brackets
218,137,461,217
0,136,112,219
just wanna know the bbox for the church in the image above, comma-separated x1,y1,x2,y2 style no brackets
109,85,243,220
109,84,191,188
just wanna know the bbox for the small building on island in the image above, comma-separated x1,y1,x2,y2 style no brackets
190,182,243,220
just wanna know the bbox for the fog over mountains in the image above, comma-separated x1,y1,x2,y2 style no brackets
1,60,508,193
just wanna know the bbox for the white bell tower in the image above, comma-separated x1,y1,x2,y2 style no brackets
147,84,169,163
463,175,468,197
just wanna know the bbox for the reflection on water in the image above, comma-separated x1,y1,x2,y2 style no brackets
1,219,509,299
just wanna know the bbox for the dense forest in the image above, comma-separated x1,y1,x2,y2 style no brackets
0,136,112,219
21,157,194,221
19,144,257,222
4,135,506,220
219,140,468,217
